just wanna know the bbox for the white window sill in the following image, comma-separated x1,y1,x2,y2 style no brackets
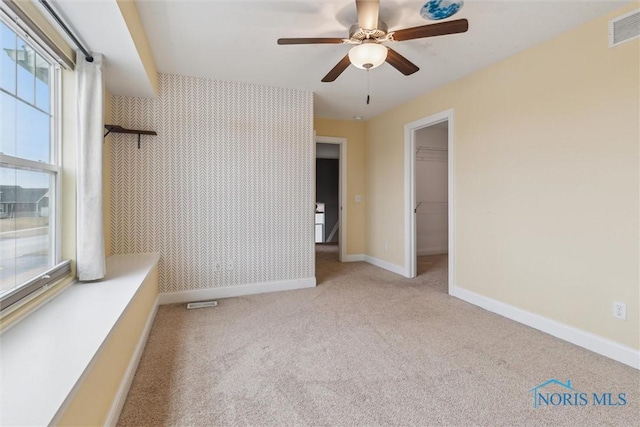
0,253,160,427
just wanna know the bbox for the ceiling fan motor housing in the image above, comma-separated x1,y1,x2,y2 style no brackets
349,21,388,41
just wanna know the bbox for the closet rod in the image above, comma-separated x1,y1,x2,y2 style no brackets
38,0,93,62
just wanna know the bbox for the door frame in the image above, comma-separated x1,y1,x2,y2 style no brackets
404,109,455,292
316,135,347,262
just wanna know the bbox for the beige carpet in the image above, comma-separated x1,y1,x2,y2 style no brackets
118,245,639,426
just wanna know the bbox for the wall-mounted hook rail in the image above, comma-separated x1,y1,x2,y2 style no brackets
104,125,157,149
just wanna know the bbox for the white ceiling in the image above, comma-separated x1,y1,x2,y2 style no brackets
51,0,628,120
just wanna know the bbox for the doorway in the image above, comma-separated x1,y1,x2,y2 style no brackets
315,136,347,262
404,110,455,293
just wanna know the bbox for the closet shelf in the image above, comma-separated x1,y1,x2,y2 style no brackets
416,145,447,162
104,124,157,149
416,145,447,153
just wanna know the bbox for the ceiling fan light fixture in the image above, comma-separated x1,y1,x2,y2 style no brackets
348,42,387,70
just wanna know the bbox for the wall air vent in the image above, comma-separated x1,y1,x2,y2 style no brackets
609,9,640,47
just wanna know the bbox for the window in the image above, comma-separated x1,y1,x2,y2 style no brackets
0,16,68,311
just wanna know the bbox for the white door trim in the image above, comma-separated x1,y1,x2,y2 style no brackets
404,109,455,293
316,135,347,262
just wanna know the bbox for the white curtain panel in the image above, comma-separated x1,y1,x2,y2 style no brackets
76,52,106,281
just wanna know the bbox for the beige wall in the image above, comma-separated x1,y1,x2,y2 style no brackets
104,91,112,258
314,119,366,255
56,265,159,426
365,4,639,349
364,114,405,263
116,0,159,95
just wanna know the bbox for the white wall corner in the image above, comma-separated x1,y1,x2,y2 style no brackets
158,277,317,305
364,255,410,278
450,285,640,370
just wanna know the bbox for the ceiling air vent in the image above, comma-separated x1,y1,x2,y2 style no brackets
609,9,640,47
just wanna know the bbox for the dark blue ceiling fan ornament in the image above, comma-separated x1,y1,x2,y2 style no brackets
420,0,464,21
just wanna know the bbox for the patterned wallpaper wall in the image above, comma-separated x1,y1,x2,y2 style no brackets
110,73,315,293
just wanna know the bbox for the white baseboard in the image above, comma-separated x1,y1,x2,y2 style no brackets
450,285,640,370
343,254,365,262
158,277,317,305
105,296,159,426
364,255,408,277
417,248,448,256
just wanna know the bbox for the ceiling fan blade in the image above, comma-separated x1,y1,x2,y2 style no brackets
385,48,419,76
392,19,469,42
356,0,379,30
322,55,352,82
277,38,345,45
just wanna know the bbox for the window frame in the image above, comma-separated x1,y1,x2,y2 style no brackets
0,11,69,313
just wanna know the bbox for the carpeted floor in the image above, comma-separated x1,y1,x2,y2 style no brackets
118,244,639,426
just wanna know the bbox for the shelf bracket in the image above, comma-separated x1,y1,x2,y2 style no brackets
103,124,157,149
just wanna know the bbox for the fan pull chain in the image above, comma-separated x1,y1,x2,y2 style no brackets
366,69,370,105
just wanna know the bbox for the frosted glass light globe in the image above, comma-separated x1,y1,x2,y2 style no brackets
348,43,388,70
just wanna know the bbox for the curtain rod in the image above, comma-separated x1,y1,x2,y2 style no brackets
38,0,93,62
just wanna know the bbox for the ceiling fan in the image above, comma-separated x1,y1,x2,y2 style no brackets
277,0,468,82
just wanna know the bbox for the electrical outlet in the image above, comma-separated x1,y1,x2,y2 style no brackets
226,259,235,271
383,242,388,251
613,302,626,320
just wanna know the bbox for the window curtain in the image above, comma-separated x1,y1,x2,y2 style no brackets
76,52,106,281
